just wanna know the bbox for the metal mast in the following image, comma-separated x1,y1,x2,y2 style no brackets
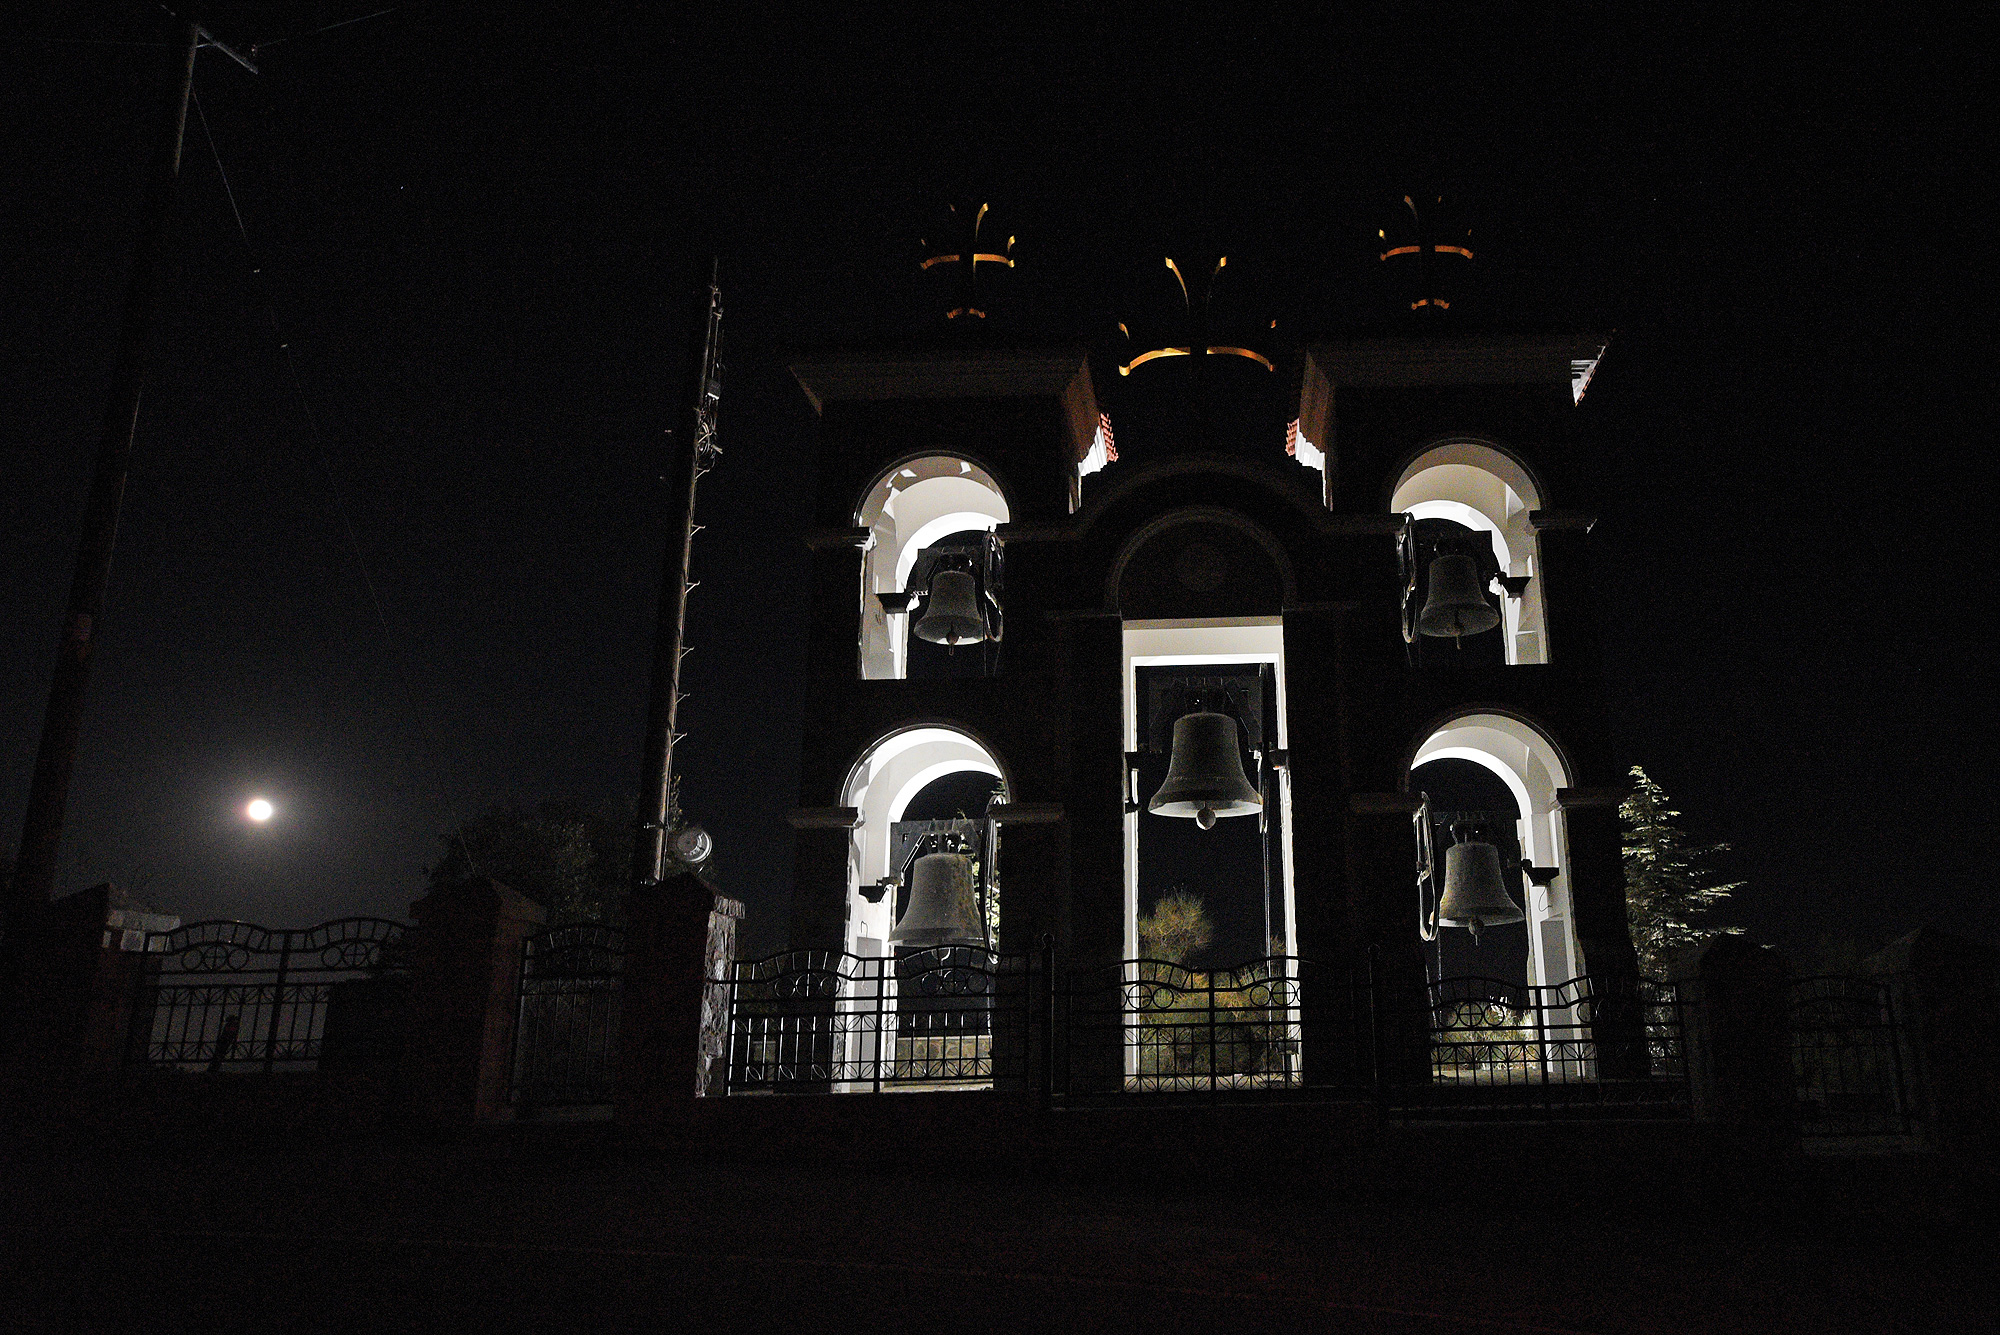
5,19,257,954
632,266,723,888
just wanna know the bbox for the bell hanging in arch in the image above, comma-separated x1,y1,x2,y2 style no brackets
1417,554,1500,640
889,851,983,946
1435,838,1524,940
1147,711,1262,831
913,569,986,648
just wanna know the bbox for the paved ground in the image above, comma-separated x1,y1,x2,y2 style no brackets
3,1123,1992,1333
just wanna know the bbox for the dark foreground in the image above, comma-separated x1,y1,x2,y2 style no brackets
3,1113,1993,1334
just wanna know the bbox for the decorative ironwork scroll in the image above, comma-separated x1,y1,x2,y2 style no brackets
1058,956,1307,1095
1372,973,1690,1116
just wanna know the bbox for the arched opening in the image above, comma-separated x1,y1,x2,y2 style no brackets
833,725,1010,1092
839,725,1009,956
1392,441,1549,665
855,457,1010,679
1109,506,1294,619
1410,713,1579,989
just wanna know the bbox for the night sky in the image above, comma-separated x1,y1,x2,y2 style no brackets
7,5,1987,962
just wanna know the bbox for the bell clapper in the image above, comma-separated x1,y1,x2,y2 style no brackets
1196,807,1216,831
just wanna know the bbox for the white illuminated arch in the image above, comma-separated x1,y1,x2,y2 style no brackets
839,726,1007,955
855,459,1010,679
894,511,1003,590
1412,713,1581,987
1393,442,1549,665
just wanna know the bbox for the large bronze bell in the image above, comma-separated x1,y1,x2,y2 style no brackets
889,851,984,946
913,569,986,647
1147,711,1263,831
1417,553,1500,640
1435,839,1524,939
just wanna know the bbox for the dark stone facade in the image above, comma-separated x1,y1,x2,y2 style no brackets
784,336,1639,1001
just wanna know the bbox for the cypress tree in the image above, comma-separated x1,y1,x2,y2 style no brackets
1620,765,1743,977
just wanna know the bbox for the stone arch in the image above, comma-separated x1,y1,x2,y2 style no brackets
855,456,1011,680
1390,439,1550,665
1406,709,1584,987
1106,505,1297,617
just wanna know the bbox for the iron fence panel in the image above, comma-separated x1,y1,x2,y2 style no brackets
127,918,408,1073
1372,973,1690,1116
719,947,1033,1092
1790,975,1911,1137
1056,957,1312,1095
510,925,626,1109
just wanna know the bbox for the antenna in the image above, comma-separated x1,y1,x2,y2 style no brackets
633,264,724,888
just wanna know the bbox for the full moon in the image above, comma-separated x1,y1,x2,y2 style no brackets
246,798,274,823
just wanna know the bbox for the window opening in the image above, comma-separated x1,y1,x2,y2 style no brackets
1130,664,1286,967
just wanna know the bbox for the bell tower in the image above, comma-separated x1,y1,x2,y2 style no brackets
783,203,1634,1084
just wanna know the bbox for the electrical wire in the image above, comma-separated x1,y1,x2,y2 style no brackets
189,89,478,876
250,8,399,54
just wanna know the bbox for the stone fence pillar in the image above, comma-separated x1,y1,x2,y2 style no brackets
1670,935,1794,1135
617,871,733,1124
3,883,177,1086
402,877,545,1124
698,894,746,1097
1865,928,1997,1152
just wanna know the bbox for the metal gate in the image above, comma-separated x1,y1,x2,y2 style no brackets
510,925,625,1110
127,918,408,1073
1790,975,1911,1137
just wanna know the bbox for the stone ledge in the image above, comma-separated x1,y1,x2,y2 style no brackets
787,807,862,830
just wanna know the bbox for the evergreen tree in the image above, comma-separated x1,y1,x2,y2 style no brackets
427,801,633,925
1137,888,1213,966
1620,766,1743,976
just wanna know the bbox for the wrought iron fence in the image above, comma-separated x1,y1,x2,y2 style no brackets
714,948,1690,1113
1056,957,1310,1095
718,947,1034,1093
1790,975,1910,1137
1046,959,1687,1112
510,925,626,1110
127,918,408,1073
1373,973,1689,1115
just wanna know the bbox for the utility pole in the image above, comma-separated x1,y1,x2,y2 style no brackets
631,266,723,888
4,17,255,954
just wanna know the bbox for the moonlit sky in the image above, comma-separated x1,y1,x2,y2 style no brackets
5,5,1986,959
